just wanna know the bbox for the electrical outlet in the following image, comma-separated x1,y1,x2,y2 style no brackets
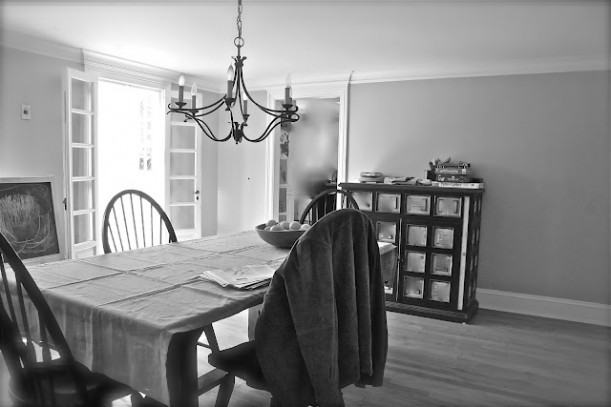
21,104,31,120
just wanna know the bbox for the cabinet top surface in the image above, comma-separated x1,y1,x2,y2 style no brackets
340,182,484,195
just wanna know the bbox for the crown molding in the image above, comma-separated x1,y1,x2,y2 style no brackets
1,30,83,65
348,55,610,84
3,29,608,91
0,30,219,91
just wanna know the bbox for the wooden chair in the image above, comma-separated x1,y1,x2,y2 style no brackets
298,188,359,226
101,190,233,406
208,209,387,406
102,189,177,254
0,231,134,407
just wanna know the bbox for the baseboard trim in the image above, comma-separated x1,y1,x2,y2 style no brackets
478,289,611,327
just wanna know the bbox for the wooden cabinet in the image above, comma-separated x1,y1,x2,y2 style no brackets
340,183,484,323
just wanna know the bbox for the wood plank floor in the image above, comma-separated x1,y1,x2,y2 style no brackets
1,309,609,407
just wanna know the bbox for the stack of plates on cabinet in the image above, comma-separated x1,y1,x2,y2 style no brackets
359,171,384,183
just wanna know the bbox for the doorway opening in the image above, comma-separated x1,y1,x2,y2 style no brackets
97,80,166,244
275,97,340,222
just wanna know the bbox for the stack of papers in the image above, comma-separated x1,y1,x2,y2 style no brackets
201,264,276,290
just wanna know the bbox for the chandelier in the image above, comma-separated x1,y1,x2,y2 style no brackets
168,0,299,144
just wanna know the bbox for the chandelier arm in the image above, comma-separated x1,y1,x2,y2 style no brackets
179,108,233,142
191,100,226,118
241,115,288,143
238,75,297,116
193,95,226,113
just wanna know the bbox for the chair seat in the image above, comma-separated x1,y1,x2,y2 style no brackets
10,359,130,407
208,340,268,390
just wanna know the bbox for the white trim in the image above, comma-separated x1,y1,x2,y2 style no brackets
478,288,611,327
82,50,217,91
348,55,610,84
3,29,608,89
1,30,82,65
457,196,469,310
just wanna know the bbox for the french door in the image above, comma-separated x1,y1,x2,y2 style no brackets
63,69,202,258
167,119,202,241
62,69,99,259
166,86,202,241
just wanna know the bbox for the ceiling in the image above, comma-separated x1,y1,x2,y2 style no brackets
1,1,609,88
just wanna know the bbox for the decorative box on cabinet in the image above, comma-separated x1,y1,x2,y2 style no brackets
340,182,484,323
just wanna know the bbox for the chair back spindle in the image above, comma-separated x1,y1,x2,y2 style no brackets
299,189,360,226
102,189,177,254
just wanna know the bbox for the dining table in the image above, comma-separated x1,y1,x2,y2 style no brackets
18,229,397,407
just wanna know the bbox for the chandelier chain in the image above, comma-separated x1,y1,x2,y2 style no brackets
234,0,244,49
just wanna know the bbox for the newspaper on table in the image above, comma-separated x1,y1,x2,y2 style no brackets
200,264,276,290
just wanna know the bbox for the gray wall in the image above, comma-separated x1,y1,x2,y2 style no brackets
348,71,610,304
216,90,269,235
2,44,609,306
0,47,83,254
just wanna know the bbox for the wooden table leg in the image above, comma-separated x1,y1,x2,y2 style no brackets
247,304,262,340
166,329,203,407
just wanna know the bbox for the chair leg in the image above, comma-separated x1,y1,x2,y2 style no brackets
214,373,235,407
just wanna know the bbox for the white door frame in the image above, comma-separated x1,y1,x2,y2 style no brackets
265,80,349,220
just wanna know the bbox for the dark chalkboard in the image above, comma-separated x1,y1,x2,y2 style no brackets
0,177,61,262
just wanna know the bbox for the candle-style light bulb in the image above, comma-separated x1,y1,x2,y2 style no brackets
191,82,198,109
284,74,292,105
226,65,235,98
243,94,248,115
178,74,185,104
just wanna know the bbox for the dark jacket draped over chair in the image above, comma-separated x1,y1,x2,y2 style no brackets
255,209,388,407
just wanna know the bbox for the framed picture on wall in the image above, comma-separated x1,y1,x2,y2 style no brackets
0,176,63,264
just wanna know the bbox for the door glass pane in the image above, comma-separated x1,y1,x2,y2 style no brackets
435,196,461,217
406,225,427,246
72,113,92,144
406,195,430,215
170,179,195,203
433,227,454,249
71,78,92,110
430,280,451,302
352,191,372,211
404,276,424,299
170,206,195,229
73,213,93,244
376,221,396,243
377,193,400,213
170,152,195,176
276,97,340,219
72,147,93,177
72,180,93,211
406,251,426,273
432,253,453,276
171,125,196,149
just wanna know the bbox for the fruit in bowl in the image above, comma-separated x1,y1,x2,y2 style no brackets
256,220,307,248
